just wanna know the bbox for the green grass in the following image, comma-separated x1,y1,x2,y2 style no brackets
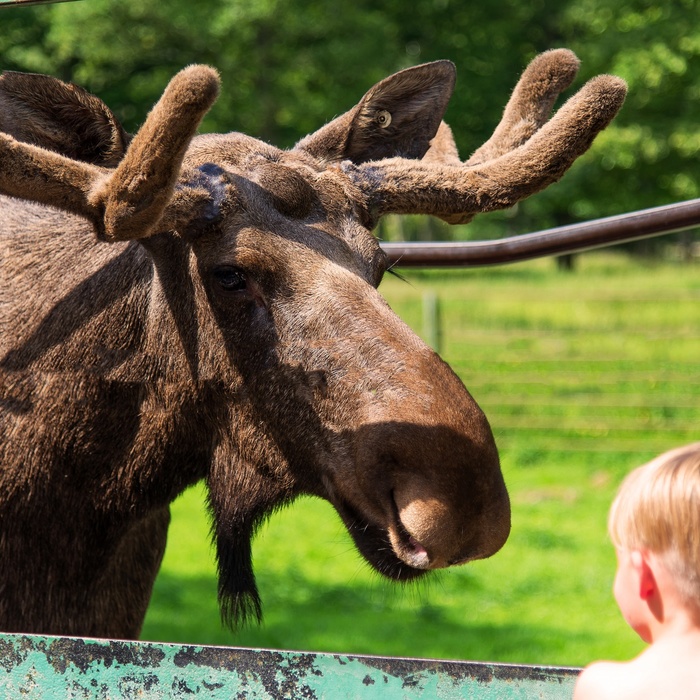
141,252,700,667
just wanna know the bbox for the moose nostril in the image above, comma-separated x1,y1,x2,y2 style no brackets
408,535,428,558
404,534,430,569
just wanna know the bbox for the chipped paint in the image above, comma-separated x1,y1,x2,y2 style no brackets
0,633,579,699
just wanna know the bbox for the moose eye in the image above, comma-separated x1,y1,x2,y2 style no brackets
213,267,247,292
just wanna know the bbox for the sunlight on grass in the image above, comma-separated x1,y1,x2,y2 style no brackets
142,252,696,667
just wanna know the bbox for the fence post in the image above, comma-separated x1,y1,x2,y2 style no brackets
422,290,442,354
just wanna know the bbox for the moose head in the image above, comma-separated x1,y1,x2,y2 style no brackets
0,49,625,637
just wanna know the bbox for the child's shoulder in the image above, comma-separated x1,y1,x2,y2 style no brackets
574,640,700,700
573,659,638,700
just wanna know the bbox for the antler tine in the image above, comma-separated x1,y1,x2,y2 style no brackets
0,65,220,241
465,48,581,166
90,64,220,241
349,54,626,226
0,132,107,216
420,49,581,173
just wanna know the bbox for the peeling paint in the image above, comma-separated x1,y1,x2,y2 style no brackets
0,633,579,699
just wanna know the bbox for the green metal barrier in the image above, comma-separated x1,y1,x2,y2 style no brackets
0,633,578,699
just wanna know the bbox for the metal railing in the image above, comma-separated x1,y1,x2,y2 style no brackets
381,198,700,267
0,0,80,7
0,633,578,699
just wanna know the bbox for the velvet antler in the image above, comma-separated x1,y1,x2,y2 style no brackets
344,49,627,225
0,65,220,241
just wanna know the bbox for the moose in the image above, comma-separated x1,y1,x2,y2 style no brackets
0,49,626,639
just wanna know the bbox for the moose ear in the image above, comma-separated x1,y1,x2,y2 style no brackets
295,61,456,164
0,71,129,166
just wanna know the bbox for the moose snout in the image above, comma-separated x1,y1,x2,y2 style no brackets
352,411,510,575
326,303,511,578
391,480,511,570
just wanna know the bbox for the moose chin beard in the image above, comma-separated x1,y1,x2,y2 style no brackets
209,493,426,630
206,453,296,628
212,524,263,628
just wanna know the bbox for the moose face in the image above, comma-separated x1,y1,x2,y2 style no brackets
178,136,509,622
0,50,625,631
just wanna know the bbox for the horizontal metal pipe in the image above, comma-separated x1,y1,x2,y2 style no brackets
0,0,80,7
380,198,700,268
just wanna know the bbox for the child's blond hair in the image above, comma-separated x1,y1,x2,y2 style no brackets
608,442,700,606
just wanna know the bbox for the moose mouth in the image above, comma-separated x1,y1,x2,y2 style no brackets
333,496,430,582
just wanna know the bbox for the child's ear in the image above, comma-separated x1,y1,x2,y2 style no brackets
631,550,657,600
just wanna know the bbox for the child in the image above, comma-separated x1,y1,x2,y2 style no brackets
573,442,700,700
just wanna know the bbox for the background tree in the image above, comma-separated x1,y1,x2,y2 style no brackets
1,0,698,244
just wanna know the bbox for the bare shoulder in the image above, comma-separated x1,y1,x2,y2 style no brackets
572,660,639,700
574,642,700,700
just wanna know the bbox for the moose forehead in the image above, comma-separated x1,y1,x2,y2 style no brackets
186,132,387,286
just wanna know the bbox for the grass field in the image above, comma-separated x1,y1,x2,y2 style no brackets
141,252,699,668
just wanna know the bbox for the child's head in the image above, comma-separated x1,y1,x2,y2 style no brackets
608,442,700,607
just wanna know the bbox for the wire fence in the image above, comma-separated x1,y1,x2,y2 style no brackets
380,199,700,460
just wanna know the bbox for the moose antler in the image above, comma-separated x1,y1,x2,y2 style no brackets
344,49,627,225
0,51,624,240
0,64,219,241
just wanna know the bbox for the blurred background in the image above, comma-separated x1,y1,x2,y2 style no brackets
2,0,699,667
3,0,700,241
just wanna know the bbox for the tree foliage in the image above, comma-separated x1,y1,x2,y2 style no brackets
1,0,699,241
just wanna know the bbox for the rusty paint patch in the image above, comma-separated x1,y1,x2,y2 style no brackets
44,637,166,674
173,646,323,698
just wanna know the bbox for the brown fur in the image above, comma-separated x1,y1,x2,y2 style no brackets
0,51,625,638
